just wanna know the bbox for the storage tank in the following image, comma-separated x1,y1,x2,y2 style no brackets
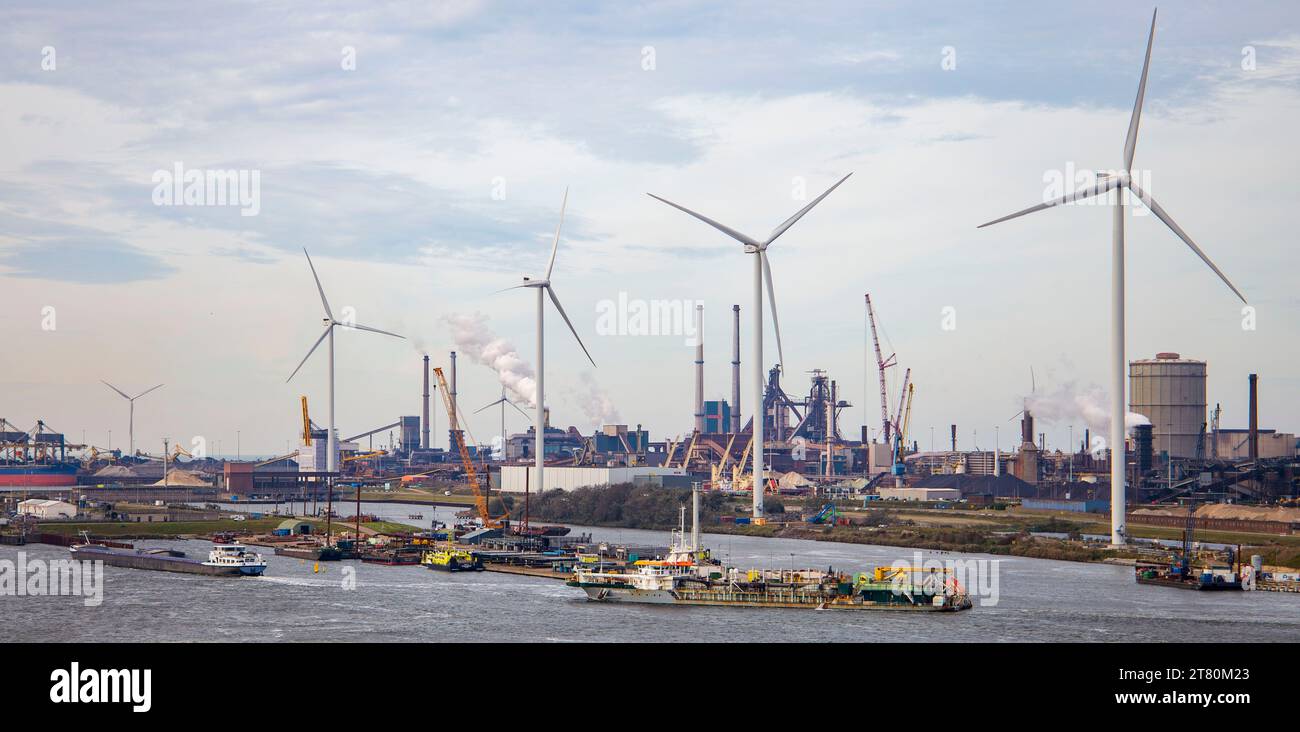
1128,353,1206,459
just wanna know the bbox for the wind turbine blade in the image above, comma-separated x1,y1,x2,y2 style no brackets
1128,181,1247,303
287,324,332,382
474,399,505,414
766,172,853,245
545,286,596,367
133,384,165,400
1124,9,1158,170
101,381,131,400
302,248,333,320
760,250,786,374
493,284,530,295
544,187,568,281
977,175,1121,228
347,322,405,339
646,193,762,248
507,400,532,419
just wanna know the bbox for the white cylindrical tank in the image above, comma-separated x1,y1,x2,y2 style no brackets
1128,352,1206,459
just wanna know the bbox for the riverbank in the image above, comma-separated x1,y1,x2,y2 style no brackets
522,484,1300,570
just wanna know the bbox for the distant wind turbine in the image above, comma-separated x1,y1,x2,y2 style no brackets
101,381,163,456
977,8,1245,545
287,248,404,473
475,387,531,459
648,173,852,518
502,188,595,495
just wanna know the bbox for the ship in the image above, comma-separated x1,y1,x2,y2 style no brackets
566,487,973,612
0,461,78,487
421,547,484,572
1133,505,1243,591
69,536,267,577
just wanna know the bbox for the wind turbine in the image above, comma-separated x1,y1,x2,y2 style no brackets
287,248,405,473
475,387,531,459
977,8,1245,545
100,381,163,456
649,172,852,518
505,188,595,497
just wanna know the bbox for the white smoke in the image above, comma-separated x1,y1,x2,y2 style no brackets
1025,382,1151,440
567,371,621,430
443,312,538,408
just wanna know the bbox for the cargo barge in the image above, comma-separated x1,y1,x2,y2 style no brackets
70,540,267,577
566,486,972,611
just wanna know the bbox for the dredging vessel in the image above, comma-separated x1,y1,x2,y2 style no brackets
566,487,972,611
70,534,268,577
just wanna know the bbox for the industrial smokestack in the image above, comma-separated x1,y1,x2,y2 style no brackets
1248,373,1259,461
694,304,704,433
422,355,431,449
731,304,741,434
950,424,957,452
449,350,459,449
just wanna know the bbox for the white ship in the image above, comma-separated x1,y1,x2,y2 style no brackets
201,545,268,576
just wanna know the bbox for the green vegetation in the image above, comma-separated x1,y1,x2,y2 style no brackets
528,484,731,530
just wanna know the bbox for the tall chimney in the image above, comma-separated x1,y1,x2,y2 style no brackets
1248,373,1259,461
731,304,741,434
448,351,459,449
694,304,704,433
950,424,957,452
422,355,431,449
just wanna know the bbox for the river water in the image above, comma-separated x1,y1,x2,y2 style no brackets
3,501,1296,643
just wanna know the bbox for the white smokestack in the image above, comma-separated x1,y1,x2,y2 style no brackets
731,304,740,433
422,354,430,449
694,304,704,433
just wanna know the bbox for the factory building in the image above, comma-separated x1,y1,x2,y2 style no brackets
399,415,420,454
17,498,76,519
702,400,731,434
499,465,688,493
1129,353,1206,459
1204,430,1296,460
593,424,650,454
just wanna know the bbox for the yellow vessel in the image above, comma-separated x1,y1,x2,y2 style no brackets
420,548,484,572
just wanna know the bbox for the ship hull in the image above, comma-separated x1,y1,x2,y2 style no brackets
572,584,972,611
0,464,78,487
70,546,250,577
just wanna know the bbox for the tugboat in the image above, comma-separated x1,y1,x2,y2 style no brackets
421,547,484,572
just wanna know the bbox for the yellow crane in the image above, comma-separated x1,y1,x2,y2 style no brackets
300,396,312,446
710,433,738,487
433,366,505,527
732,434,755,490
676,430,700,469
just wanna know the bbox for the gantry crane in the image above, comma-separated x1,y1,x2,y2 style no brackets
866,294,897,444
710,433,738,487
433,366,505,528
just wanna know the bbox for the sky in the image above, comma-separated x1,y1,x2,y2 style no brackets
1,0,1297,458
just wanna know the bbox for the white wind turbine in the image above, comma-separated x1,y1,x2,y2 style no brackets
287,248,405,473
101,381,163,456
504,188,596,495
649,172,852,518
977,8,1246,545
475,387,531,459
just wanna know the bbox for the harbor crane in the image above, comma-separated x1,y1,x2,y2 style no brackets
432,366,505,528
865,294,896,444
